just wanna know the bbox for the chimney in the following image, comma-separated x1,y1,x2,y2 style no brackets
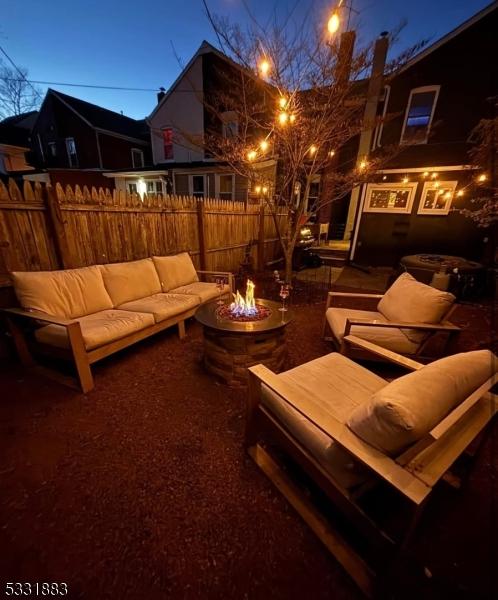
157,87,166,103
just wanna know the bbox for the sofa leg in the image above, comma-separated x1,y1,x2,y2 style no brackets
6,315,35,367
178,320,186,339
67,322,94,393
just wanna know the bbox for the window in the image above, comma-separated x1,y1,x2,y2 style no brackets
131,148,144,168
371,85,390,149
401,86,440,145
218,174,234,200
65,137,78,167
191,175,205,199
221,111,238,139
418,181,457,215
48,142,57,157
306,178,320,213
127,182,138,194
146,180,163,194
162,128,174,160
363,183,417,214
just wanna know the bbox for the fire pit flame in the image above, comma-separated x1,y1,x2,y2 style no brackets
230,279,258,317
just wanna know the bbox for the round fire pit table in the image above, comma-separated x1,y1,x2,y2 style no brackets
195,298,292,386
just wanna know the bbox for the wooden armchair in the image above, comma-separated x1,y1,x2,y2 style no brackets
246,338,497,597
323,273,461,359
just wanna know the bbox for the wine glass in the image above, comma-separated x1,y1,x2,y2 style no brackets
216,277,225,305
279,284,289,312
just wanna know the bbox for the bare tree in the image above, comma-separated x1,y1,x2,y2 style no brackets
177,4,423,281
0,64,41,120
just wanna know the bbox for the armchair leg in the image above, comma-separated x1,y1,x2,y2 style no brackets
67,322,94,393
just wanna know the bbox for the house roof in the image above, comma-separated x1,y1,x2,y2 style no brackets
0,110,38,130
0,110,37,148
48,89,149,142
396,1,498,75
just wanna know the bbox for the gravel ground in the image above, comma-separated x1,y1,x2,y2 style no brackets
0,294,496,600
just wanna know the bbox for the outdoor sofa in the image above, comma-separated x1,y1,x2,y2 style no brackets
4,253,233,393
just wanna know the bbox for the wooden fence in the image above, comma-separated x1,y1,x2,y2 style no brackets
0,179,286,286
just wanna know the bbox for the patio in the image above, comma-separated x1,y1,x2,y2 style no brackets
1,268,496,599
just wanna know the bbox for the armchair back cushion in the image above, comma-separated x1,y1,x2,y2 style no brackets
152,253,199,292
377,272,455,342
100,258,161,306
11,266,113,319
347,350,497,456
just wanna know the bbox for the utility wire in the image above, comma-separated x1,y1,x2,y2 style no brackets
1,78,200,93
0,45,44,100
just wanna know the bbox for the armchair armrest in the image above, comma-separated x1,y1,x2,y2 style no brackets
3,307,75,327
343,335,424,371
196,270,234,292
325,291,384,310
344,318,461,334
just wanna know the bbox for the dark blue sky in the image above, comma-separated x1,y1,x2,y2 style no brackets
1,0,491,119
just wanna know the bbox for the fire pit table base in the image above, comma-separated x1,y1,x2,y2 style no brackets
203,326,287,386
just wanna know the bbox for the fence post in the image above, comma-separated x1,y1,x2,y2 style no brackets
45,184,72,269
257,203,265,271
196,199,207,274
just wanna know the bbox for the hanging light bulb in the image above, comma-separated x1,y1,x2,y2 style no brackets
260,139,269,151
358,159,368,171
262,186,268,194
289,114,296,123
309,145,317,156
478,173,487,182
422,171,429,178
254,185,262,194
431,172,438,179
258,58,270,78
457,190,464,197
328,149,335,157
247,150,257,161
278,112,289,125
402,176,409,183
327,12,340,35
278,97,287,108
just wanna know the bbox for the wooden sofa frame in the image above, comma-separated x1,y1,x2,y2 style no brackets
3,269,234,394
246,335,497,597
322,291,461,359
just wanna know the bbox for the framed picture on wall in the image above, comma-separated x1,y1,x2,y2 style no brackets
363,183,418,214
418,181,457,215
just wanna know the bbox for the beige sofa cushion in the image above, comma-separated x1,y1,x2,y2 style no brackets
347,350,497,456
262,352,388,488
171,281,230,304
35,309,154,351
100,258,161,306
152,253,199,292
377,272,455,342
326,307,420,355
11,266,113,319
118,293,199,323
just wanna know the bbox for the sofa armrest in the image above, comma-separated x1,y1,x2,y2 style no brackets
3,307,76,327
343,335,424,371
325,291,384,310
344,318,461,334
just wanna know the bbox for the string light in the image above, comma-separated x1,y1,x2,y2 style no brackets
402,176,409,183
260,139,269,151
262,186,268,194
278,97,287,108
289,114,296,123
309,145,317,156
258,58,270,78
478,174,487,182
328,150,335,157
422,171,429,178
382,175,387,181
358,159,368,171
457,190,464,197
444,192,452,199
254,185,262,194
247,150,257,161
278,112,289,125
327,12,340,34
431,172,438,179
434,181,440,188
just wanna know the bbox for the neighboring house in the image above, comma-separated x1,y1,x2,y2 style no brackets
346,2,497,265
31,89,151,177
107,42,276,201
0,111,37,175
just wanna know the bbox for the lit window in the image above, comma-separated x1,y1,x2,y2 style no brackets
218,174,233,200
363,183,418,213
65,137,78,167
401,86,440,144
418,181,457,215
131,148,144,168
162,128,174,160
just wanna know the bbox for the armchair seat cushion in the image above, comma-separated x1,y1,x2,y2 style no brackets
348,350,498,456
35,309,154,351
262,353,388,488
171,282,231,304
117,293,199,323
326,307,420,355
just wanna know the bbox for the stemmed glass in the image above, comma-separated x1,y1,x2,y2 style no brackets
216,277,225,305
279,284,290,312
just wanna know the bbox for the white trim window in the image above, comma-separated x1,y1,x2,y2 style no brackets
400,85,440,145
65,137,78,167
131,148,144,168
363,183,418,214
217,173,234,200
190,174,206,199
372,84,390,149
305,176,321,214
221,111,238,139
418,181,457,215
146,179,163,195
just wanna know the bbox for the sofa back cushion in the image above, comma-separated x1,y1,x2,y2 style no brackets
11,266,113,319
100,258,161,306
377,272,455,342
152,253,199,292
347,350,497,456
